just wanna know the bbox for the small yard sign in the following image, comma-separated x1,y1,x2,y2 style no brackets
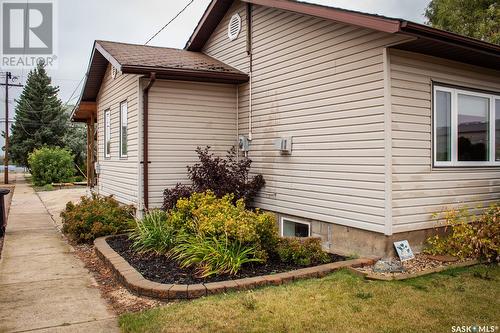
393,240,414,261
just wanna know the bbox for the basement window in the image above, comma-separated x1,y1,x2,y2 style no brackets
433,84,500,167
280,217,310,238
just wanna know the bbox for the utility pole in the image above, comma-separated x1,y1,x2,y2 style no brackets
1,72,23,184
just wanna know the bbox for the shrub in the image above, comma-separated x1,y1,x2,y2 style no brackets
162,184,194,213
162,146,265,210
129,210,176,254
168,191,279,260
171,234,263,277
424,203,500,262
38,184,55,192
73,175,85,183
277,237,330,266
28,147,75,186
61,193,135,243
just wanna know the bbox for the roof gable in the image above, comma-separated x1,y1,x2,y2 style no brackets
186,0,500,70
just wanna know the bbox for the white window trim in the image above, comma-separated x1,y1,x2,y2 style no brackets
119,100,128,158
279,217,311,237
104,109,111,158
433,85,500,167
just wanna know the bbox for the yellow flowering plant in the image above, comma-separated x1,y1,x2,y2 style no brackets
424,203,499,262
169,191,278,261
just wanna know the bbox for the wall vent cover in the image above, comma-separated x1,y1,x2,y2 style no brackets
227,13,241,41
111,66,118,79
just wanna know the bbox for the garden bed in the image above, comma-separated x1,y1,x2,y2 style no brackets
96,235,374,300
107,235,346,284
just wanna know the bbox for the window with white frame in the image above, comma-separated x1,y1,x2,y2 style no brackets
119,101,128,157
104,109,111,158
433,84,500,166
280,217,310,237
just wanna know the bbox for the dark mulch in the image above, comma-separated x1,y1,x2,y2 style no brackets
107,235,346,284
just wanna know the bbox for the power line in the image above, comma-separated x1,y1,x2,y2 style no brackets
63,75,85,108
144,0,195,45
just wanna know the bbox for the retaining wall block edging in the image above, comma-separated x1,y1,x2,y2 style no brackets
94,235,375,300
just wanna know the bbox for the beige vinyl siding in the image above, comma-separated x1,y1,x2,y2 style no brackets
96,64,140,205
203,1,249,73
147,80,237,208
203,2,407,233
390,49,500,233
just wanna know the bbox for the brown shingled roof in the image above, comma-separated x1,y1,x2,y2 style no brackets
75,40,248,109
97,40,244,74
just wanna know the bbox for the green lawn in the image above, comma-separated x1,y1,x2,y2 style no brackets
120,265,500,333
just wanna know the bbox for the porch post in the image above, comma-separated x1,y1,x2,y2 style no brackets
86,119,92,187
89,112,95,187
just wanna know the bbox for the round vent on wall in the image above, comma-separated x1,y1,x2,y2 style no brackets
227,13,241,41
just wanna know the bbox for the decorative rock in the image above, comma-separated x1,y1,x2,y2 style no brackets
373,259,404,273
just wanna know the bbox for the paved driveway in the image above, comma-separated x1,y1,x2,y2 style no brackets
37,186,88,229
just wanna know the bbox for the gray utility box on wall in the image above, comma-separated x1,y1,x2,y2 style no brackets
274,136,292,155
239,135,250,152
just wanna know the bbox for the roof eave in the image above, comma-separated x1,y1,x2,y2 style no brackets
185,0,234,51
70,40,97,121
121,64,249,84
243,0,401,33
400,22,500,56
94,41,123,71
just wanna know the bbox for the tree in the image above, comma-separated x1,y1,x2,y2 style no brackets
10,60,68,167
62,105,87,173
425,0,500,45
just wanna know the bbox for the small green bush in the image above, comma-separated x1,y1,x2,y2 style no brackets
171,234,263,277
38,184,55,192
169,191,279,261
28,147,75,186
424,203,499,262
129,210,176,254
73,175,85,183
61,193,135,243
277,237,330,266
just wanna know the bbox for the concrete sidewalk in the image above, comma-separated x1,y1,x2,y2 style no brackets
0,175,119,333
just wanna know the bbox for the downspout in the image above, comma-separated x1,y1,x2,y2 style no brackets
246,3,253,141
236,84,239,159
142,72,156,211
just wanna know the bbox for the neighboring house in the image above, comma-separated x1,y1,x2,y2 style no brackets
72,0,500,257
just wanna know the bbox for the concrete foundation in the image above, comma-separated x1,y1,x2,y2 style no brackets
276,213,443,258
